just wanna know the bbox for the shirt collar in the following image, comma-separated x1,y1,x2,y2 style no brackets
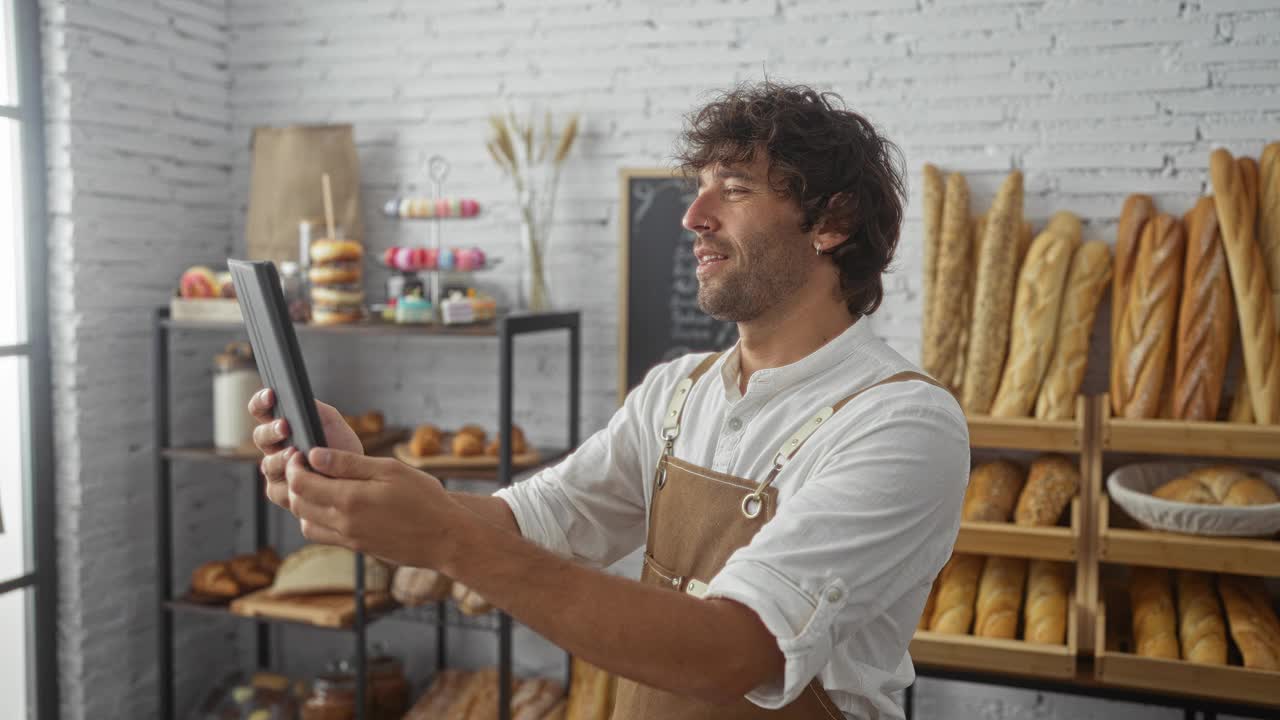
717,318,873,400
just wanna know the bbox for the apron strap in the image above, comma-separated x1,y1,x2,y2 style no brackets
740,370,944,519
653,352,723,490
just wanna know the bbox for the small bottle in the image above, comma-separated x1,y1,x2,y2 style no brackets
212,342,261,451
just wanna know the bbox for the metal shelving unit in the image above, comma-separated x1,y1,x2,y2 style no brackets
154,307,581,719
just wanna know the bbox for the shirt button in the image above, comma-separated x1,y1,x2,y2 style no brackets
826,587,843,604
728,417,743,431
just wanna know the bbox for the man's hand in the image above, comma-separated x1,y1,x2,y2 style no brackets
248,388,362,512
284,447,457,569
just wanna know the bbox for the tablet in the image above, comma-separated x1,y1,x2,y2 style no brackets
228,259,327,458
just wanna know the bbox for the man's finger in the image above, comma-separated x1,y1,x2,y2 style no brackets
253,418,290,453
299,518,351,548
248,388,275,422
308,447,387,481
264,474,291,511
288,486,347,534
285,452,365,508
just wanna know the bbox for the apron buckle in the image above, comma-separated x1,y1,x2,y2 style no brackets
740,491,764,519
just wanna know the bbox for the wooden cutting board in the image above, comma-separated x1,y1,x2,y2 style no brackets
393,442,542,470
230,589,393,628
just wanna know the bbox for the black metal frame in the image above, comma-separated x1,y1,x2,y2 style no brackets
0,0,59,718
155,310,581,719
905,665,1275,720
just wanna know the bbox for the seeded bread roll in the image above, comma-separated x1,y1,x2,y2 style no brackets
974,556,1028,639
964,460,1026,522
991,223,1081,417
1173,197,1235,421
1035,241,1112,420
922,164,945,354
923,172,972,389
1175,571,1228,665
1212,149,1280,424
1130,567,1180,659
962,171,1024,414
929,554,985,634
1116,215,1186,418
1218,574,1280,670
1111,195,1156,416
1015,455,1080,526
1024,559,1071,645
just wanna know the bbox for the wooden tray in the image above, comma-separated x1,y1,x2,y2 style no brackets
1097,494,1280,577
230,589,393,628
393,442,542,471
911,595,1078,680
1095,601,1280,707
954,498,1080,561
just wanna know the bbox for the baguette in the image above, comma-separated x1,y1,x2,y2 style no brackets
1035,241,1113,419
991,223,1081,417
1261,142,1280,320
1217,574,1280,670
919,578,939,630
1017,220,1034,273
923,172,971,387
963,460,1026,521
952,214,989,393
1014,454,1079,526
962,171,1024,414
1111,195,1156,416
974,555,1028,639
1116,214,1186,418
1175,571,1228,665
1129,566,1179,659
1212,148,1280,424
1230,373,1254,423
922,164,945,351
929,553,985,634
1024,559,1070,644
1173,197,1235,421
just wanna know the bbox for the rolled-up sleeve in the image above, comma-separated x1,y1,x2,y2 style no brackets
704,393,969,708
493,361,680,568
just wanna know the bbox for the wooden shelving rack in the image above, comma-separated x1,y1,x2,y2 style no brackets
909,395,1280,715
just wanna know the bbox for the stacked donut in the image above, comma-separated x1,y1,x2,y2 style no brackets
309,239,364,325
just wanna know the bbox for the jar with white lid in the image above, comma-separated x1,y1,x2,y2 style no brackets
213,342,261,451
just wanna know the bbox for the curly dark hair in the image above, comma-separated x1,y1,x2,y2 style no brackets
674,81,906,317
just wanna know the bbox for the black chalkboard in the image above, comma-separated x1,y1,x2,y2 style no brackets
618,169,738,404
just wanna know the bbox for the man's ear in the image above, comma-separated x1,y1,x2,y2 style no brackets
815,193,854,248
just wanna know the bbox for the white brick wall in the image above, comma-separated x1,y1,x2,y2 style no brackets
45,0,1280,717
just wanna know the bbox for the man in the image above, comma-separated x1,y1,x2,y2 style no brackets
252,81,968,719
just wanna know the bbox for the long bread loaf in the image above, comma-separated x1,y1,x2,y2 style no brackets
1130,566,1179,659
992,219,1081,417
1173,197,1234,421
1024,559,1070,645
974,556,1028,639
1117,215,1186,418
1014,454,1079,526
1230,374,1254,423
1111,195,1156,415
922,172,971,388
922,163,944,353
1261,143,1280,321
929,554,985,634
1175,570,1228,665
952,214,988,393
962,171,1024,414
1217,574,1280,670
964,460,1026,522
1211,149,1280,424
1035,241,1112,420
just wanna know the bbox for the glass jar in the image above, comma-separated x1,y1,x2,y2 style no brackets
368,654,408,720
301,672,357,720
212,342,260,451
279,261,310,323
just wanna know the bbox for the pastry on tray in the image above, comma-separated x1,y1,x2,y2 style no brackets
485,425,528,456
190,546,282,601
452,432,484,457
343,410,385,437
409,424,443,457
191,561,242,599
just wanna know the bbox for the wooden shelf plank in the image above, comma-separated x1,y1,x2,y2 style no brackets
163,317,502,337
1102,417,1280,460
953,499,1080,561
161,428,407,465
1098,496,1280,576
166,596,500,632
912,597,1079,680
967,414,1082,452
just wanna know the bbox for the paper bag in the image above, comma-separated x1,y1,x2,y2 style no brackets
246,124,364,264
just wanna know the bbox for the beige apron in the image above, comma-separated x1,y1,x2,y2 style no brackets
611,353,941,719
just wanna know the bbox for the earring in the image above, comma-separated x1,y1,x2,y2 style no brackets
814,245,822,256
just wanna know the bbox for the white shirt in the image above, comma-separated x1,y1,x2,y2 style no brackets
495,319,970,719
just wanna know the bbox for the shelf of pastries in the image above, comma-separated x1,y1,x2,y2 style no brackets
1094,567,1280,708
912,554,1079,680
965,403,1085,453
954,456,1082,562
1097,462,1280,577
